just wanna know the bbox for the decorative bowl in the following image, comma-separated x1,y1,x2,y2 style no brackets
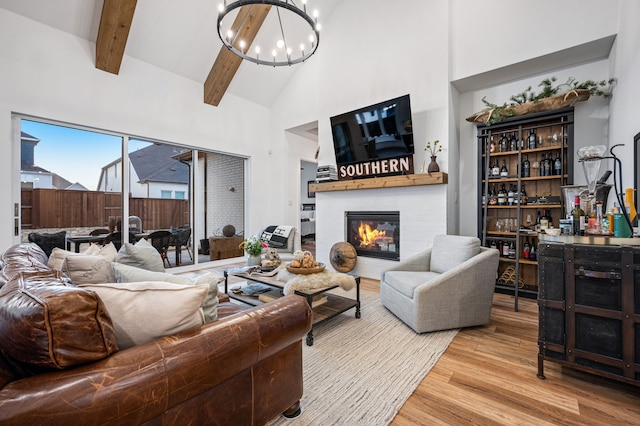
545,228,561,236
286,262,326,275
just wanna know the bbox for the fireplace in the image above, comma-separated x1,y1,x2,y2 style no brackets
345,211,400,261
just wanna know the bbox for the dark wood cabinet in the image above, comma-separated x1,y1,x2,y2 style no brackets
476,108,575,307
537,237,640,386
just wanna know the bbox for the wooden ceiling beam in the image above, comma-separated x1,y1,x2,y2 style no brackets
204,4,271,107
95,0,137,74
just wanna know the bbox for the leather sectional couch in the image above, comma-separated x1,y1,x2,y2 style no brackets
0,243,312,425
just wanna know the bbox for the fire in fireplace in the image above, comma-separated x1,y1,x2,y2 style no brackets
345,211,400,261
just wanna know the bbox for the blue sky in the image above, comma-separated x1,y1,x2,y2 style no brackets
21,120,149,190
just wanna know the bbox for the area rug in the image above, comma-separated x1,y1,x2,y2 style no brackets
269,289,458,426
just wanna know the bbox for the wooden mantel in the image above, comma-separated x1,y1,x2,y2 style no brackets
309,172,447,193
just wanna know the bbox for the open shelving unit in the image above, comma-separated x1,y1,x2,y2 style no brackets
476,108,574,310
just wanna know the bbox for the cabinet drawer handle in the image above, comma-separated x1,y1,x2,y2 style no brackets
575,267,621,280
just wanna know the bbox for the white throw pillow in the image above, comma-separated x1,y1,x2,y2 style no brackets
78,281,208,349
116,238,165,272
60,244,119,284
48,243,117,270
111,262,222,322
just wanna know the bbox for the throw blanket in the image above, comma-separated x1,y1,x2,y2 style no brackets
261,225,294,249
276,269,356,295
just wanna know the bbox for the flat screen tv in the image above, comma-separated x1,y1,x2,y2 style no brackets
330,94,414,179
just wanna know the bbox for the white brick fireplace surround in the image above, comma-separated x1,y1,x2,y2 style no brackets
314,182,448,279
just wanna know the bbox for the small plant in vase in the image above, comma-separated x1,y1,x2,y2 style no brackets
424,139,442,173
239,234,267,266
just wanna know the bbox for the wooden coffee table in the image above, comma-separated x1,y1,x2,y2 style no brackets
223,269,361,346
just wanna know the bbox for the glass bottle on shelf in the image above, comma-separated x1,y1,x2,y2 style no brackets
529,241,537,261
522,154,530,177
595,201,603,234
544,153,552,176
554,150,562,175
499,133,508,152
489,137,496,153
520,183,528,205
508,241,516,259
500,159,508,177
523,238,531,259
540,209,551,230
509,132,518,151
492,158,500,177
527,129,537,149
497,184,507,206
507,184,515,206
488,184,498,205
502,240,510,257
535,210,542,231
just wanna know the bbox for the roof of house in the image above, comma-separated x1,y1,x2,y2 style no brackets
128,144,189,184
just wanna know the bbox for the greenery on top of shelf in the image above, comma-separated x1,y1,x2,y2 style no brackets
479,77,617,125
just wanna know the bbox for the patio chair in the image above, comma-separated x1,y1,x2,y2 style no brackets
89,228,110,236
170,226,193,266
148,230,172,268
104,231,136,251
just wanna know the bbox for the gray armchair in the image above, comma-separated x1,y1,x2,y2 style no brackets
380,234,499,333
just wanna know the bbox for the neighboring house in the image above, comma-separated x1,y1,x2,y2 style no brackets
97,144,189,199
20,131,87,191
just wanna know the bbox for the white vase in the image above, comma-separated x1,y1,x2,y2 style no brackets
246,254,261,266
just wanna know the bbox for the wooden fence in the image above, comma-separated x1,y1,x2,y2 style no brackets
21,188,189,231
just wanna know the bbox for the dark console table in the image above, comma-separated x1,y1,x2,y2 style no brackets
537,235,640,387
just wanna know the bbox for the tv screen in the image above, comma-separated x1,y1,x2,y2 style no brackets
330,94,414,178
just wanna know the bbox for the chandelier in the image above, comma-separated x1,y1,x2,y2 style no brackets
217,0,321,66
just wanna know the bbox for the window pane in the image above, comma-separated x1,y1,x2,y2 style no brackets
20,120,122,252
175,191,185,199
161,191,172,199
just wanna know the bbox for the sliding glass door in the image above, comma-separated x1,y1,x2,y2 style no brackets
17,116,245,268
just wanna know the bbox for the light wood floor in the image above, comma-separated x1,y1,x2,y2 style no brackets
353,277,640,426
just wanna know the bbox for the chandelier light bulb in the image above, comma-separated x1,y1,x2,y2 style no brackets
287,47,292,55
300,43,305,51
239,40,246,52
316,23,322,31
255,46,260,54
226,30,233,40
313,9,318,18
217,3,224,13
276,39,285,49
272,49,277,57
309,34,315,43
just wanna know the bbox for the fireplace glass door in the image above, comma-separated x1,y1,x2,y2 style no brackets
345,211,400,260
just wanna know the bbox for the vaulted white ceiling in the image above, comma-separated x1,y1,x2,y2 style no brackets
0,0,343,107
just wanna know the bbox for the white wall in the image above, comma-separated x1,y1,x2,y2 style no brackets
450,0,619,81
0,8,276,248
609,0,640,197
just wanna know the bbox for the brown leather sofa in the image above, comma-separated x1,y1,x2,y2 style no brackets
0,243,312,425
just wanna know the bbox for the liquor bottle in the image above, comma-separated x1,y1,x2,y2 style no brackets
500,159,508,177
492,158,500,177
507,184,515,206
523,238,530,259
509,132,518,151
540,209,551,230
508,241,516,259
543,153,552,176
520,183,528,205
488,184,498,205
499,133,508,152
490,239,497,250
522,154,530,178
571,196,585,236
527,129,537,149
497,184,507,206
489,137,496,153
535,210,542,231
529,241,537,261
502,240,510,257
554,150,562,176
